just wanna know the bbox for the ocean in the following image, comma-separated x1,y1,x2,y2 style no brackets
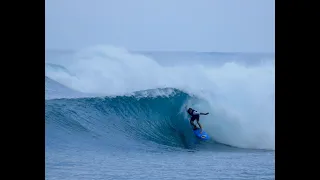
45,45,275,180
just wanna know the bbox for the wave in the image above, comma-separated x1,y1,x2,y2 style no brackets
45,86,274,150
45,45,274,150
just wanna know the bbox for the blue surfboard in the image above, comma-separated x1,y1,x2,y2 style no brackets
193,128,210,140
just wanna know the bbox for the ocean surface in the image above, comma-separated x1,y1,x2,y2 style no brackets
45,46,275,180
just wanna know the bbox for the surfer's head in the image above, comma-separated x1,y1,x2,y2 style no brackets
187,108,193,113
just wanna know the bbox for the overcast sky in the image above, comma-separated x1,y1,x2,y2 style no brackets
45,0,274,53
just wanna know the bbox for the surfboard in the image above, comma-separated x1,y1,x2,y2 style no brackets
193,128,210,140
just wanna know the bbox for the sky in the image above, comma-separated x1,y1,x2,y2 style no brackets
45,0,275,53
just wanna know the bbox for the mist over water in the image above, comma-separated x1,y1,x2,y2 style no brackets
45,45,275,180
45,45,274,150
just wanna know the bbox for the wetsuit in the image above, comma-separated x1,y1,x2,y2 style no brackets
188,109,200,130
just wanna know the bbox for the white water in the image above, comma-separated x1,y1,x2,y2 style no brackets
45,45,275,150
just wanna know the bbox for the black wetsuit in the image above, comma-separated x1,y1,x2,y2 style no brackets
188,109,200,130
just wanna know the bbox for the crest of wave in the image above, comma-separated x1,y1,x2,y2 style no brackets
46,45,275,150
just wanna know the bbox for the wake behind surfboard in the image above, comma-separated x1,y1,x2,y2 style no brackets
193,128,210,140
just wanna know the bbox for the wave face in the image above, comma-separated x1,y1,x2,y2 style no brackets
45,45,275,150
46,88,205,151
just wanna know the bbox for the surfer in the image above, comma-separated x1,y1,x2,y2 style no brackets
186,108,209,133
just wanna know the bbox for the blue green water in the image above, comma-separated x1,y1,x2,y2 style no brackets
45,48,275,179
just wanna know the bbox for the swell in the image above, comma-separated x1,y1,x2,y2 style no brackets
44,47,275,151
45,88,211,151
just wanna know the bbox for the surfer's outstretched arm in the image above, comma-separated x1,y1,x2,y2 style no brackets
200,112,209,115
193,111,209,116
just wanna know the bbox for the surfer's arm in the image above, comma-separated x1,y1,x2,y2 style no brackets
193,111,209,115
200,112,209,115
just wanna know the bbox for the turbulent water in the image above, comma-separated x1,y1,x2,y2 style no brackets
45,45,275,179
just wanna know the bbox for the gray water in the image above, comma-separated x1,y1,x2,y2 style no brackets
46,147,274,180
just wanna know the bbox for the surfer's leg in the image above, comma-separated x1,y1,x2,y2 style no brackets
190,119,198,130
